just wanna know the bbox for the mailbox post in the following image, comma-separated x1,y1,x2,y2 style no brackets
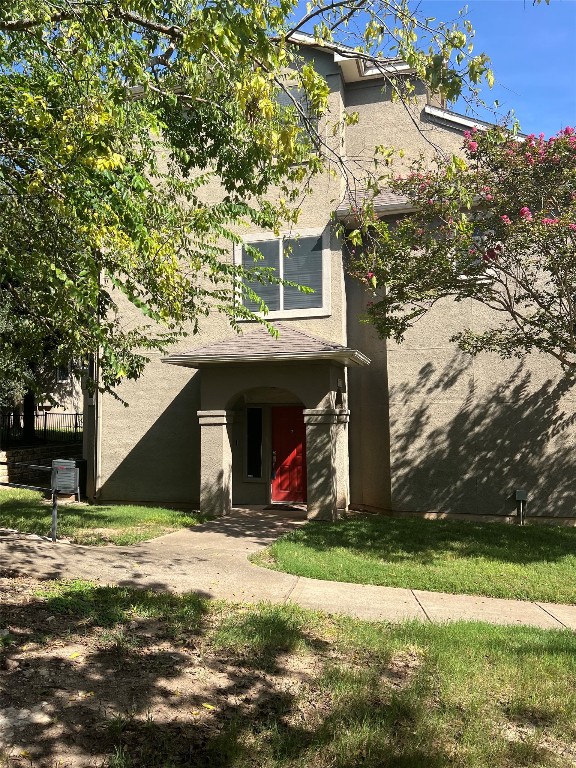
50,459,80,542
515,489,527,526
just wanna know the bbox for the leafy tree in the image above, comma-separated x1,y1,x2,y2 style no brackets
0,304,29,408
0,0,494,398
348,125,576,373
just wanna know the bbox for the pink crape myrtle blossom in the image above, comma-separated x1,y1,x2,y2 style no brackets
351,124,576,372
483,246,501,262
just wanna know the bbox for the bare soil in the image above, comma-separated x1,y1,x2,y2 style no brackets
0,577,334,768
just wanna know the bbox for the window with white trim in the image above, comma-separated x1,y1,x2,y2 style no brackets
237,229,331,319
276,86,320,136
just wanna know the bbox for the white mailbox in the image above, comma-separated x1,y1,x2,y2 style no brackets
51,459,79,495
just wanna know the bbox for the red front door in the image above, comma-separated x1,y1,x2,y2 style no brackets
271,406,307,503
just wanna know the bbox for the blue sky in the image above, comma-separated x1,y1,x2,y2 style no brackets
416,0,576,136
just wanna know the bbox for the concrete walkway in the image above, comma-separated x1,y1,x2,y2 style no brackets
2,508,576,630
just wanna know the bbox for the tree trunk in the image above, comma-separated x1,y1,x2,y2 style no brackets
22,390,36,443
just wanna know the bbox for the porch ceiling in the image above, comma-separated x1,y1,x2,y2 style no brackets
162,323,371,368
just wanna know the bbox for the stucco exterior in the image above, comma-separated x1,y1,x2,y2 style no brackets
86,41,576,522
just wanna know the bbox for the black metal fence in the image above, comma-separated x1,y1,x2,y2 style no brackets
0,412,83,449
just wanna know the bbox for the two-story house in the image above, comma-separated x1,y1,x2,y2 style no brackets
83,38,576,523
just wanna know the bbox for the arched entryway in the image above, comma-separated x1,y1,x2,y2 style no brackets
161,323,370,520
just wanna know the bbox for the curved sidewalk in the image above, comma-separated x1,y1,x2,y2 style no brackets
2,508,576,631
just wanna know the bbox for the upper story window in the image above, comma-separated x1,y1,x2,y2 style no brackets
236,228,331,319
277,86,320,137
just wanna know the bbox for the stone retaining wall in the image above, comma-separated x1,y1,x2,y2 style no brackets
0,444,83,486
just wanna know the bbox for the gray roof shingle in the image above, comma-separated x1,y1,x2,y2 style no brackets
336,188,413,221
162,323,370,367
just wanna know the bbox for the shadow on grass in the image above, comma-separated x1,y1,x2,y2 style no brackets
2,581,575,767
277,515,576,566
0,488,200,543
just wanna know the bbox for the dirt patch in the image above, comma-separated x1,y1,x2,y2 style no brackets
379,648,422,690
2,577,574,768
70,527,168,545
499,721,576,766
0,578,325,767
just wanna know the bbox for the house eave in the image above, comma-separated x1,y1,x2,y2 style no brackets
336,200,417,225
424,104,528,142
162,349,371,368
423,104,495,132
286,31,414,83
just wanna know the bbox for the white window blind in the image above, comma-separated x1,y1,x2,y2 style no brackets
242,235,324,313
284,236,323,309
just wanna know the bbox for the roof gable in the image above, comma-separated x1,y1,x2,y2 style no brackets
162,323,370,367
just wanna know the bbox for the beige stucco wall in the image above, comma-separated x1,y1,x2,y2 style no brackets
339,83,576,520
96,357,200,504
347,276,576,519
94,222,350,505
94,45,351,505
344,79,464,177
91,44,576,520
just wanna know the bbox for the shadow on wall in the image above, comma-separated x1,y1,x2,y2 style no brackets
199,469,231,517
389,357,576,518
305,416,337,521
99,377,201,505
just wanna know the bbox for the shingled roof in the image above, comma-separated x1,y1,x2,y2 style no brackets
336,188,415,224
162,323,370,368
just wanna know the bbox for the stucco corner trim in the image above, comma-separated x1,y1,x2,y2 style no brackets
197,410,234,426
303,408,340,425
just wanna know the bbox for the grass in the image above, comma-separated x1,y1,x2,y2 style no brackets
252,515,576,604
31,578,208,635
0,486,201,544
2,578,576,767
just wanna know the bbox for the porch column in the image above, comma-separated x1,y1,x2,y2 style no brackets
304,408,338,521
335,409,350,512
197,410,234,517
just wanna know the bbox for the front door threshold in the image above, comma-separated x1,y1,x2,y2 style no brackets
263,502,307,512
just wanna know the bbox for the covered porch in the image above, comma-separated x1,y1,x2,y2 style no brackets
163,324,369,520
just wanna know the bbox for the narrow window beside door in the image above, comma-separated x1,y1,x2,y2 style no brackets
246,407,263,479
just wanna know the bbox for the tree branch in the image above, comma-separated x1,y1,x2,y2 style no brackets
0,6,183,39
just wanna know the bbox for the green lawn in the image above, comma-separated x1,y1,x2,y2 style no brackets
0,487,200,544
2,579,576,767
253,515,576,604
